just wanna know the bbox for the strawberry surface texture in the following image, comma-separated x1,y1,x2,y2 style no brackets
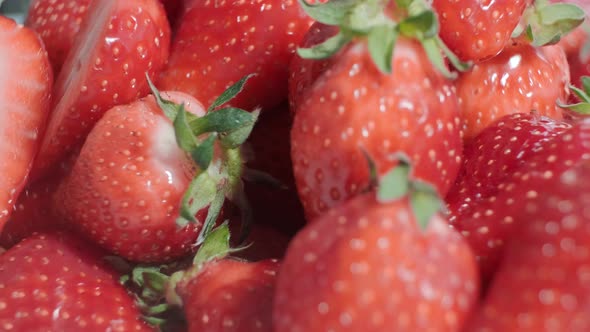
1,0,590,331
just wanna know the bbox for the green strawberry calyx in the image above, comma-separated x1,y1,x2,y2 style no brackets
513,0,586,47
363,150,444,230
126,223,241,328
558,76,590,114
297,0,470,78
147,75,258,245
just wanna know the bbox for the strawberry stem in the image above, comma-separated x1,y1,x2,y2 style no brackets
364,150,444,230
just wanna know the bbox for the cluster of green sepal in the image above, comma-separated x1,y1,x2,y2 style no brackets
122,223,239,330
558,76,590,114
513,0,586,47
297,0,470,77
363,150,444,230
147,75,258,245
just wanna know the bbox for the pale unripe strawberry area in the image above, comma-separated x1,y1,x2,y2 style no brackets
0,0,590,331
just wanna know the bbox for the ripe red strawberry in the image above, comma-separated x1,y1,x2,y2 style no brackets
129,224,279,331
446,112,590,280
432,0,529,62
55,91,208,262
0,17,53,230
156,0,316,111
176,258,279,332
0,232,151,331
274,164,479,331
466,161,590,331
26,0,182,76
291,36,462,220
25,0,91,75
55,75,259,263
30,0,171,181
455,42,569,141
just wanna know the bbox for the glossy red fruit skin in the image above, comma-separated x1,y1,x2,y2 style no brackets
30,0,171,181
447,113,590,281
0,232,151,331
55,92,208,263
455,42,569,142
466,161,590,331
177,259,280,332
291,37,462,221
432,0,529,62
274,194,479,332
157,0,315,111
0,17,53,230
25,0,91,75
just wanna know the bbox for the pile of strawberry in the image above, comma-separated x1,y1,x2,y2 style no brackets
2,0,590,330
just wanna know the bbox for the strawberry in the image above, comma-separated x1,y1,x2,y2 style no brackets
25,0,91,75
288,2,465,220
291,36,462,219
55,91,207,262
455,42,569,141
446,112,590,281
466,160,590,331
30,0,171,181
432,0,529,62
156,0,316,111
0,232,151,331
56,76,259,263
25,0,183,76
0,17,53,230
273,162,479,331
129,224,279,332
177,258,279,332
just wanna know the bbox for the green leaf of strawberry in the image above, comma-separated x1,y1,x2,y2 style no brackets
173,104,199,153
516,0,586,46
409,181,443,230
376,156,410,202
178,172,217,226
558,76,590,114
207,74,256,112
297,0,360,26
296,31,352,59
296,0,469,76
365,151,444,229
192,222,232,268
368,25,398,73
